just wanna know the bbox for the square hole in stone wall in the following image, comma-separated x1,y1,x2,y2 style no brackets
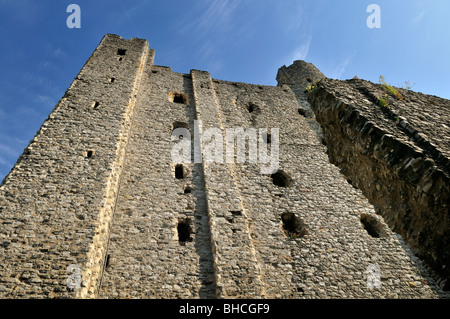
169,92,188,104
177,217,193,245
360,213,385,238
271,170,292,187
281,212,308,238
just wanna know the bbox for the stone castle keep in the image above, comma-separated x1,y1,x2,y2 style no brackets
0,34,448,298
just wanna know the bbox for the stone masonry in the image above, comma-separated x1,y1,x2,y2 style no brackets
306,76,450,290
0,34,448,298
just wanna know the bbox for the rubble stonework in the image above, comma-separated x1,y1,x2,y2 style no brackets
306,77,450,290
0,34,448,298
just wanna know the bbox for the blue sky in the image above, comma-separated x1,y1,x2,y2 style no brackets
0,0,449,181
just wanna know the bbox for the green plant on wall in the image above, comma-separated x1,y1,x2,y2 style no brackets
400,80,416,91
306,81,318,94
378,93,389,108
379,75,403,100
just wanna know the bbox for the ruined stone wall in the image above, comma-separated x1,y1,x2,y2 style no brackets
276,60,326,138
307,77,450,290
218,76,446,298
0,34,149,297
0,35,448,299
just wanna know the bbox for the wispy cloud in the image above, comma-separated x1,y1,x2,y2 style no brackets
35,94,56,107
279,2,305,33
22,72,58,92
50,48,68,59
0,143,19,157
289,36,312,63
116,0,153,35
412,10,427,24
329,55,354,79
0,156,11,167
176,0,241,41
170,0,244,74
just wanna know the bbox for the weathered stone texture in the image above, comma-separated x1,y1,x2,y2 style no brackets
0,34,149,298
98,64,217,299
307,77,450,290
0,35,449,298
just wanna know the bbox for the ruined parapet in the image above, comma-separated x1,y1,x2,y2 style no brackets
277,60,325,90
307,77,450,289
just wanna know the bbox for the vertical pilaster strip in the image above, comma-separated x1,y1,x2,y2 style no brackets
191,70,265,298
78,41,150,299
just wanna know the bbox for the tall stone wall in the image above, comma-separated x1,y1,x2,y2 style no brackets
0,34,149,297
0,35,448,298
98,64,217,298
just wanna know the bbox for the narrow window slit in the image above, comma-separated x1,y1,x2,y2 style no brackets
175,164,185,179
105,254,111,268
84,150,95,158
172,121,189,130
177,218,193,245
117,49,127,56
265,132,272,144
92,101,101,109
171,122,190,141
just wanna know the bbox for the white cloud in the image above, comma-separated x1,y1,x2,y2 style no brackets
0,143,19,157
176,0,241,40
35,94,56,106
206,60,224,78
50,48,68,59
289,36,312,63
0,156,12,167
329,55,353,79
280,2,304,33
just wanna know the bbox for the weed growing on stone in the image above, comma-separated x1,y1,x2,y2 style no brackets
379,75,403,100
306,81,318,94
378,94,389,108
400,80,416,91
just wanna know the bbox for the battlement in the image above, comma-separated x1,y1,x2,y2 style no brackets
0,34,448,298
